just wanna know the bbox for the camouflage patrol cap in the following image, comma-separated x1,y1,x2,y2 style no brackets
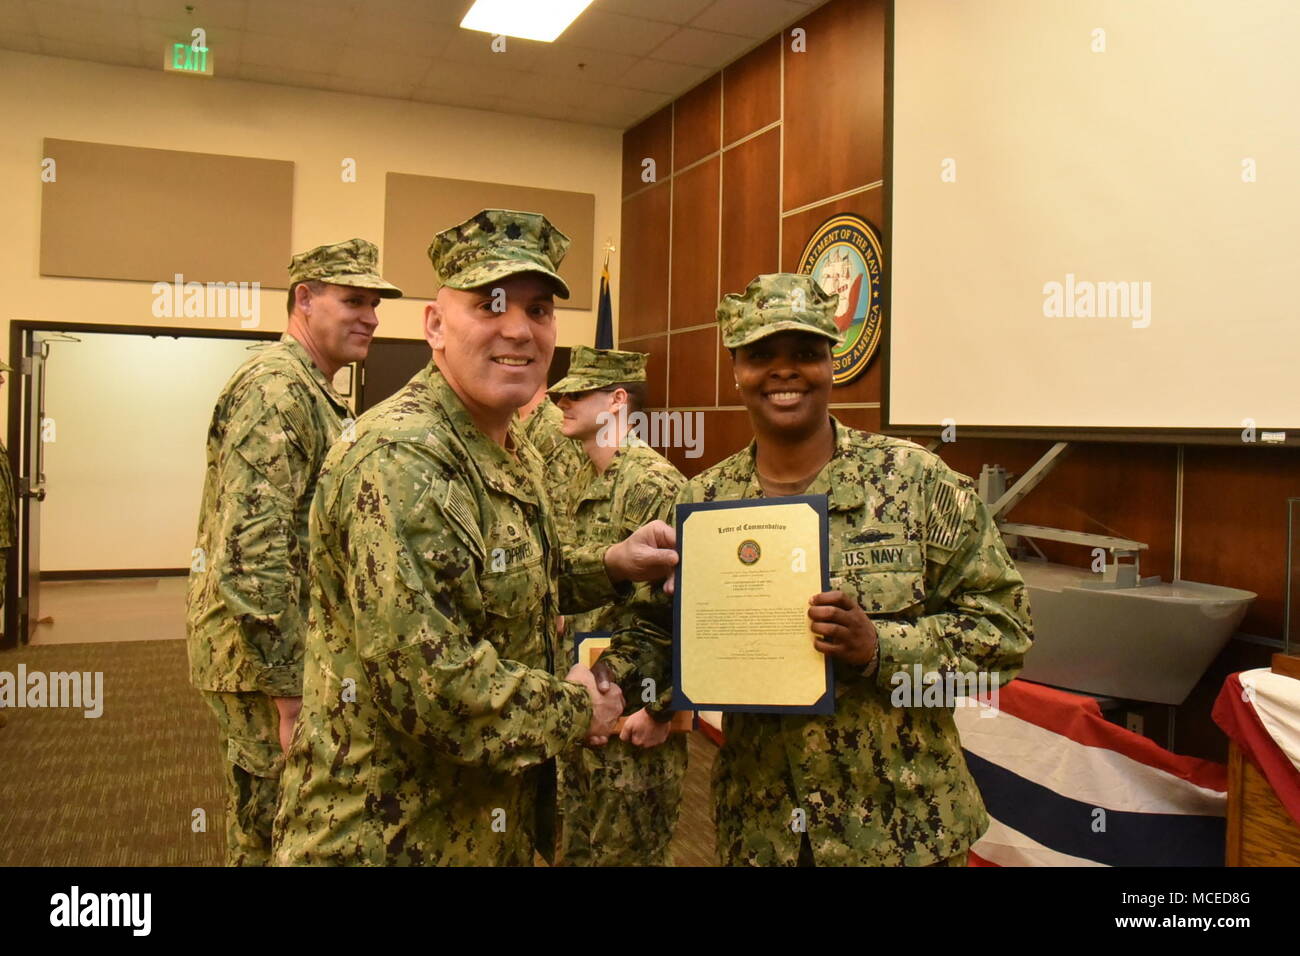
427,208,571,299
548,345,647,395
288,238,403,297
717,273,843,349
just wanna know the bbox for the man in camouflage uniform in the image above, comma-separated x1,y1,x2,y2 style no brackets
623,273,1033,866
518,383,585,538
520,383,585,488
547,346,687,866
272,210,676,866
186,240,402,865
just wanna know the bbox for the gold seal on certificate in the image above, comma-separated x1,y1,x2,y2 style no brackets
670,496,834,714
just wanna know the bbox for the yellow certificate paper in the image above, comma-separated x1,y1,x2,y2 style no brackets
670,496,834,714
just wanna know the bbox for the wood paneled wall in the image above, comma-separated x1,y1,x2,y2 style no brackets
619,0,885,467
616,0,1299,670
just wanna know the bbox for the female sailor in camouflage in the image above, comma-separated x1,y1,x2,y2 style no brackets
620,273,1034,866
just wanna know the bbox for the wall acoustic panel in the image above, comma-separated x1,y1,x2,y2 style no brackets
623,106,673,198
383,173,595,309
720,127,780,299
722,37,780,146
783,0,884,212
40,138,293,288
669,156,719,330
619,181,671,340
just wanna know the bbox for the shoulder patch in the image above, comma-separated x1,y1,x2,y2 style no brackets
927,478,971,552
621,479,668,528
438,482,486,563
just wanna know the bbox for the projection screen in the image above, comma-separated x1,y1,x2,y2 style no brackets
885,0,1300,443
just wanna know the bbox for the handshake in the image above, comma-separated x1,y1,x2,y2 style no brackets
565,662,625,746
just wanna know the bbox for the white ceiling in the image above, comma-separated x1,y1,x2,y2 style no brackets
0,0,824,128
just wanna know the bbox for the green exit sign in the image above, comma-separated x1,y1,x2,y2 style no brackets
163,43,213,76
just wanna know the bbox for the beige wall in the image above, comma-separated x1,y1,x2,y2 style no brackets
41,333,260,572
3,49,621,572
2,48,623,404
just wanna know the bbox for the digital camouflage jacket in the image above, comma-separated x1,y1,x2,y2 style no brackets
273,364,647,866
187,334,349,697
619,418,1033,866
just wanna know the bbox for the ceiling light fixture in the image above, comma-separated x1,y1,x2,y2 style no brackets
459,0,596,43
